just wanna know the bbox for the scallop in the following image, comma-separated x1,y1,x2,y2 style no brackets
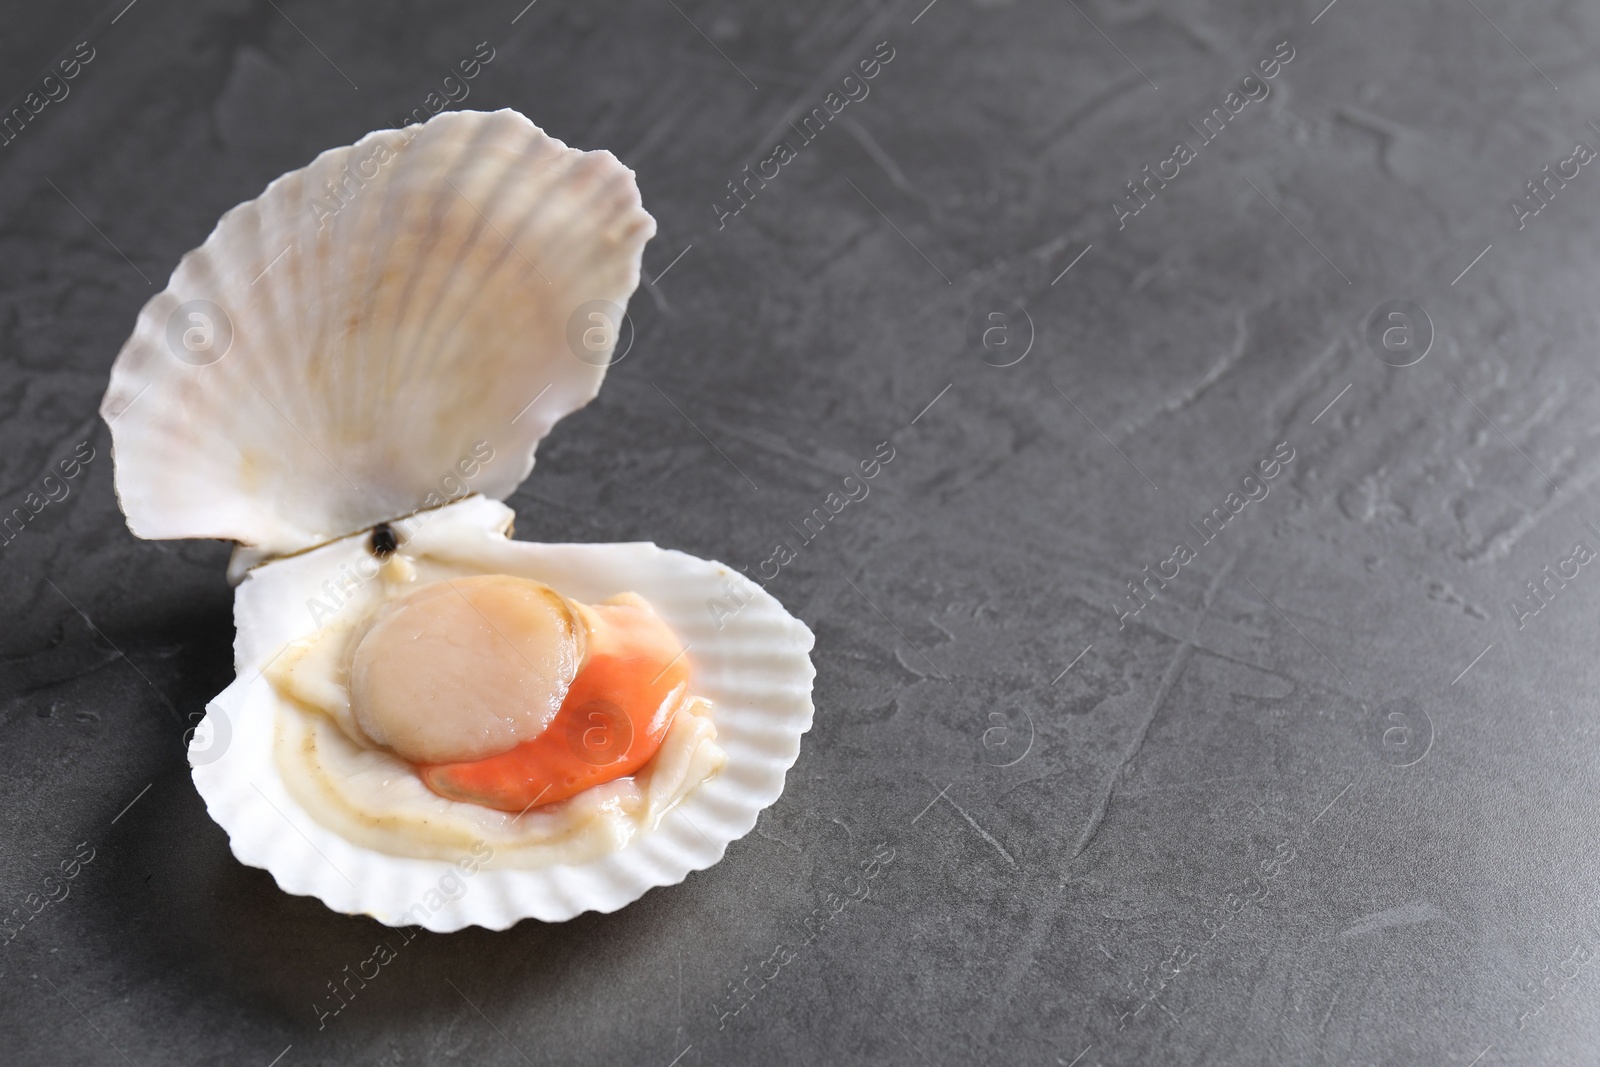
99,109,815,929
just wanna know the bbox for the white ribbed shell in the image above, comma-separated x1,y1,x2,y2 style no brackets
199,497,814,929
101,109,653,555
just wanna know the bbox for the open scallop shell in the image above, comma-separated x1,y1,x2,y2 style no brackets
99,110,819,927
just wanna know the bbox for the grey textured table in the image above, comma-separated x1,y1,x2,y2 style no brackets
4,1,1599,1064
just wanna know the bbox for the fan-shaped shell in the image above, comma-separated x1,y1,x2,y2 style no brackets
100,109,654,556
195,497,816,928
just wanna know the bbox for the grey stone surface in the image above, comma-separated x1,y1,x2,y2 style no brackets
3,0,1600,1064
